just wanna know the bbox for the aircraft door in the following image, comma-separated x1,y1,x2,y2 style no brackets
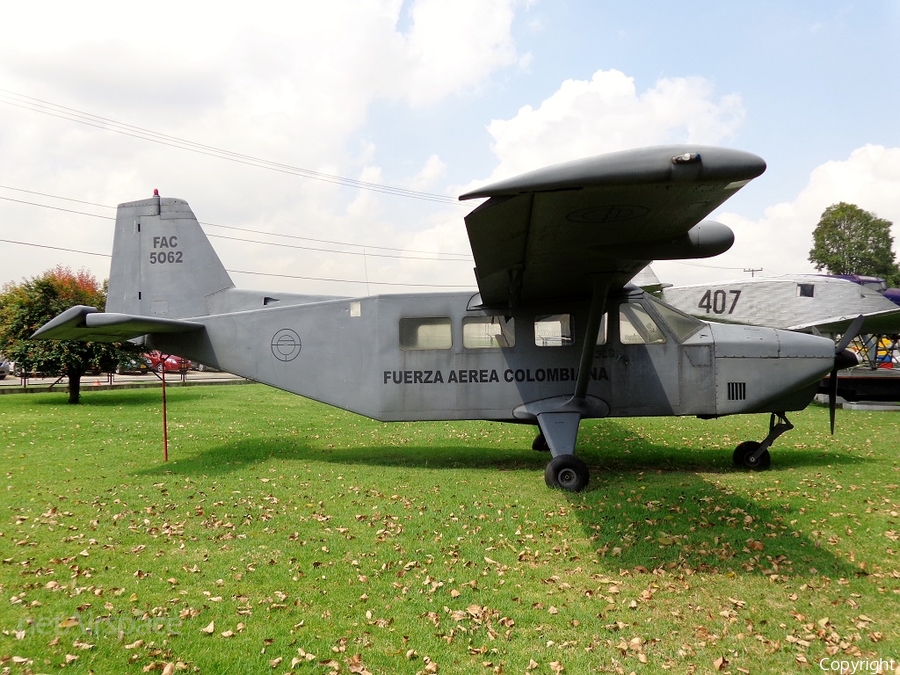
603,301,681,415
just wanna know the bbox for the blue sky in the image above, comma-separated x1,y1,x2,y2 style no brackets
2,1,900,295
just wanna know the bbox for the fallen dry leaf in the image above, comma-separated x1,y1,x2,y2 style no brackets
347,653,373,674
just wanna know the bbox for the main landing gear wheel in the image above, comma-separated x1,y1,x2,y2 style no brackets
532,433,550,452
733,441,771,470
544,455,590,492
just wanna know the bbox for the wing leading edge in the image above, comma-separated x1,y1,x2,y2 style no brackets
460,145,766,308
788,308,900,336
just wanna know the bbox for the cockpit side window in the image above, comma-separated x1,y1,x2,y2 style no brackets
619,303,666,344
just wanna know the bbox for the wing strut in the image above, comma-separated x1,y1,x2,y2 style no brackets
572,277,611,401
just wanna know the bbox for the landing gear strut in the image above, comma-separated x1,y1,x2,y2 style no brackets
533,411,591,492
733,412,793,471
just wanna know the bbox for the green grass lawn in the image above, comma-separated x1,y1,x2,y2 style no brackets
1,385,898,674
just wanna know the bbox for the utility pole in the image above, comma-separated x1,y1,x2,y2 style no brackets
743,268,763,277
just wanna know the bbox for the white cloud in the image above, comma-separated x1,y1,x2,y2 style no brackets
0,0,525,294
478,69,745,181
5,3,895,306
401,0,526,106
0,0,526,165
407,154,447,191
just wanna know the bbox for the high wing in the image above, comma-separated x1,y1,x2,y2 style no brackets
31,305,204,342
460,145,766,308
788,308,900,335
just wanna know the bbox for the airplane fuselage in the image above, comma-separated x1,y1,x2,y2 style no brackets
147,287,837,425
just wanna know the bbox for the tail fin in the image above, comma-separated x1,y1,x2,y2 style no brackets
105,193,234,318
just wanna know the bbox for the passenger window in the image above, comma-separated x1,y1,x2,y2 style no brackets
535,314,574,347
619,303,666,344
463,316,515,349
399,317,452,350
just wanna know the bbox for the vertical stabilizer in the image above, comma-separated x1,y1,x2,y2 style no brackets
105,194,234,318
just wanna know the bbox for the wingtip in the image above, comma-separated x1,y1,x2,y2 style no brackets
31,305,98,339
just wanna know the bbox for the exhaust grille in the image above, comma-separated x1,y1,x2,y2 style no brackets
727,382,747,401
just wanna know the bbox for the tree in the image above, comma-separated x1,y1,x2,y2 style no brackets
808,202,900,286
0,266,139,403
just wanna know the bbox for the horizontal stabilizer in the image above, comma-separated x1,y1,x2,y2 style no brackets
32,305,204,342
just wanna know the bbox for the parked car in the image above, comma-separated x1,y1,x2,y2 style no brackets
0,356,10,380
144,351,191,373
115,356,150,375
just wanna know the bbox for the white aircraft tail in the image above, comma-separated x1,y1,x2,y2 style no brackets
105,193,234,319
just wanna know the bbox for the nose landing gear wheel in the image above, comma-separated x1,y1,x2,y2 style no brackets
733,440,771,470
544,454,589,492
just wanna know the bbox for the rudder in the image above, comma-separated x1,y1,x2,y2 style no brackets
106,193,234,318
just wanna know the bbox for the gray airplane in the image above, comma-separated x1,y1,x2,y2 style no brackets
33,145,859,491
